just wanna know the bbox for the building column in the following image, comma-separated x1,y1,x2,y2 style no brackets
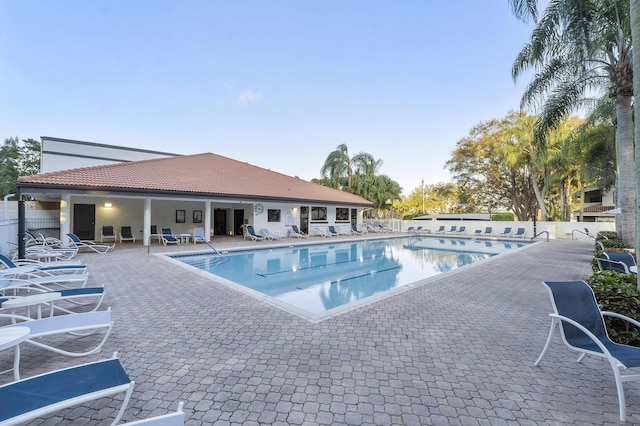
60,194,71,247
204,202,211,241
143,198,151,246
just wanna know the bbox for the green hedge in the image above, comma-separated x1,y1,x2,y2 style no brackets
491,212,514,221
587,272,640,346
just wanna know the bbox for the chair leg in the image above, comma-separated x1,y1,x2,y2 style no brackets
110,381,136,426
535,318,557,366
613,365,627,421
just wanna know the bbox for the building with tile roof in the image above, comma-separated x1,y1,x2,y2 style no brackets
16,139,374,246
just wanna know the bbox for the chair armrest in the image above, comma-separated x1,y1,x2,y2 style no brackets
549,313,618,361
602,311,640,329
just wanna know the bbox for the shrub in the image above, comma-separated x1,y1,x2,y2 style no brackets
491,212,514,221
586,272,640,346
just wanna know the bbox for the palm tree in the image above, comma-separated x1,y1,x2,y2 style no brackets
319,144,382,190
511,0,635,245
632,0,640,287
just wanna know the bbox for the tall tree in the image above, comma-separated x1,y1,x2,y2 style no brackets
319,144,381,190
0,137,42,198
446,113,539,220
631,0,640,288
511,0,635,245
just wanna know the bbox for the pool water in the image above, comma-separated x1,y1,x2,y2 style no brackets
172,236,527,317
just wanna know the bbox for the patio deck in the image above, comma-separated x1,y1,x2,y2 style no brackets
7,236,633,425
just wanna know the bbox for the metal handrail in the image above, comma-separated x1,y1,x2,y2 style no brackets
571,229,594,240
531,231,549,242
193,236,222,255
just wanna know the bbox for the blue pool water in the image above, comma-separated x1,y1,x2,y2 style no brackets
173,236,527,316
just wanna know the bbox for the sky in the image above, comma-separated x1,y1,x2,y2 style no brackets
0,1,539,196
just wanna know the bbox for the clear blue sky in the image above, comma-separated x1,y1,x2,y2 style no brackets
0,1,537,195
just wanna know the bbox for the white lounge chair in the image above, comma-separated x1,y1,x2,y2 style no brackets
66,233,115,253
0,273,90,293
290,225,308,238
335,226,350,236
0,253,86,276
367,224,383,234
1,308,113,357
160,228,181,246
193,226,207,243
260,228,281,240
0,286,106,317
122,402,185,425
313,227,331,237
0,352,134,426
245,226,265,241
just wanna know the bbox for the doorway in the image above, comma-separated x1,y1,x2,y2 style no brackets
214,209,227,235
300,206,309,234
233,209,244,236
73,204,96,240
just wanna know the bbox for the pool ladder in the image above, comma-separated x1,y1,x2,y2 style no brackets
531,231,549,242
193,236,222,255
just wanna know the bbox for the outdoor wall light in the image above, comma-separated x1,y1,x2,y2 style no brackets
103,202,113,209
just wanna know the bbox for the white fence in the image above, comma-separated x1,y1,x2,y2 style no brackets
398,220,615,240
0,219,18,255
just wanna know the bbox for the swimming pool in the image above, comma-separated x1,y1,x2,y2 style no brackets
171,236,528,320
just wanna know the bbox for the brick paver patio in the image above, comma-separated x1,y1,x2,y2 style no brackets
6,235,634,425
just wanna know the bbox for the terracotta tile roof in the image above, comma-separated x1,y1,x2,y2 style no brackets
18,152,373,206
582,204,615,213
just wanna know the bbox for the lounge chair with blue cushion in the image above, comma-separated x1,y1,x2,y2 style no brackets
408,226,422,235
596,257,635,274
160,228,180,246
604,252,636,270
328,226,340,236
513,227,526,238
122,402,185,426
351,224,363,235
0,253,86,275
66,233,115,253
245,226,265,241
119,226,136,243
434,226,445,234
0,352,133,426
100,226,117,243
535,280,640,421
1,286,106,317
454,226,466,235
498,227,512,237
483,227,493,236
1,308,113,357
291,225,309,238
445,226,457,234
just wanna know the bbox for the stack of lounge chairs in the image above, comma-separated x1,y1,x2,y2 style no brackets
0,244,186,425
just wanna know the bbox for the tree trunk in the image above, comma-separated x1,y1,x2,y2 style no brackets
531,167,548,221
614,95,635,246
630,0,640,289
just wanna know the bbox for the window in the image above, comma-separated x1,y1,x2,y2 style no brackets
336,207,349,222
267,209,281,222
311,206,327,222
